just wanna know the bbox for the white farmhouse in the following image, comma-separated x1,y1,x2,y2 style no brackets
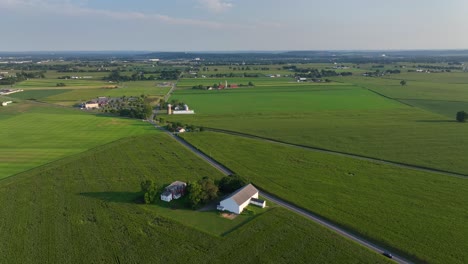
217,184,265,214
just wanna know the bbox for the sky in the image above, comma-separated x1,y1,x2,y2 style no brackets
0,0,467,51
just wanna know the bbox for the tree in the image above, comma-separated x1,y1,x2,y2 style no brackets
218,175,248,193
187,181,203,208
400,80,407,86
140,180,158,204
199,177,218,203
456,111,467,122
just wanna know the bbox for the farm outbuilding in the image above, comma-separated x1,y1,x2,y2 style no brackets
217,184,266,214
160,181,187,202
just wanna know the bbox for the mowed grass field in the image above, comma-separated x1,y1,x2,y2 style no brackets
181,132,468,264
0,101,156,179
0,134,390,264
168,81,468,175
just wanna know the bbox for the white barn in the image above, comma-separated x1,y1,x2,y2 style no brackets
217,184,265,214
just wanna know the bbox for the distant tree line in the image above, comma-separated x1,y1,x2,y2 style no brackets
292,68,353,78
104,70,180,82
0,71,45,85
192,82,254,90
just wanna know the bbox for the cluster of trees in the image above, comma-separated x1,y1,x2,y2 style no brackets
104,69,180,82
363,69,401,77
416,65,462,70
456,111,467,122
56,82,66,87
191,82,254,90
187,177,219,209
293,68,352,78
101,95,153,119
165,121,204,133
0,71,45,85
187,175,247,209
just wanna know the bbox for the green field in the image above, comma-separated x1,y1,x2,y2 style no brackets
0,101,155,179
0,134,390,263
181,131,468,264
170,85,403,115
168,80,468,175
9,80,170,106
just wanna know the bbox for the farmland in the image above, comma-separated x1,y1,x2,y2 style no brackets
0,101,155,179
9,80,170,106
181,131,468,264
168,76,468,175
0,134,390,263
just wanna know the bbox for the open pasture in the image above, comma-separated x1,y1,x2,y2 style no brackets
0,134,389,264
181,131,468,264
0,102,155,179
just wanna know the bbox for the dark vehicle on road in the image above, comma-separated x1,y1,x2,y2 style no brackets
383,252,393,259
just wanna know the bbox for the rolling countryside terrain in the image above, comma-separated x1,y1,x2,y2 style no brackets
0,134,391,263
1,57,468,264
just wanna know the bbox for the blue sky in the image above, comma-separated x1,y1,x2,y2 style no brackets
0,0,467,51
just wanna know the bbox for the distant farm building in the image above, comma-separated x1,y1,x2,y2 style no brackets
1,101,13,106
84,101,99,109
161,181,187,202
167,104,195,115
217,184,266,214
0,89,23,95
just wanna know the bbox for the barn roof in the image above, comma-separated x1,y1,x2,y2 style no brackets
225,184,258,206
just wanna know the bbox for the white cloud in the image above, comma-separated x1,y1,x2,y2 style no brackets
198,0,233,13
0,0,231,29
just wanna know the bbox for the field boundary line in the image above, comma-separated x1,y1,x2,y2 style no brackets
205,127,468,179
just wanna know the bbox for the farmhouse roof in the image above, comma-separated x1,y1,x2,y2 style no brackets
225,184,258,206
168,181,186,188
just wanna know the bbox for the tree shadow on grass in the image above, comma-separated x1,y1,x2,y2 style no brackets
79,191,142,204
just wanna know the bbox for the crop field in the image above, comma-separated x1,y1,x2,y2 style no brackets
0,134,390,263
181,131,468,264
9,80,170,106
15,78,109,89
0,102,156,179
177,77,297,88
170,85,402,115
168,77,468,175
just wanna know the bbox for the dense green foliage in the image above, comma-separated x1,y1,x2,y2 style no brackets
0,134,389,263
181,132,468,264
456,111,467,122
187,176,219,208
218,174,248,193
141,180,159,204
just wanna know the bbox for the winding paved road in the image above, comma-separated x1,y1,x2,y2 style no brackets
148,120,412,263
